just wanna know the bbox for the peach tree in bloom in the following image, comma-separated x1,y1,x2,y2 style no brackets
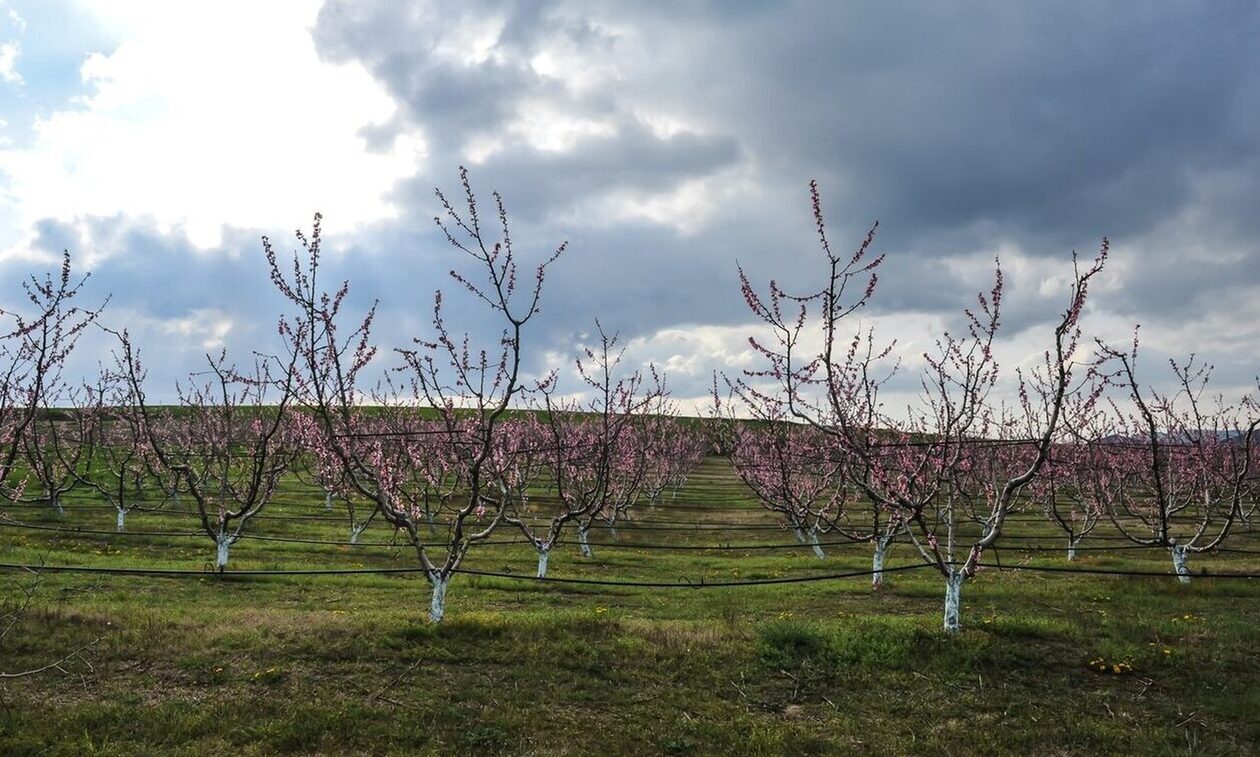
503,323,665,577
269,169,563,622
731,181,1107,631
1081,340,1258,582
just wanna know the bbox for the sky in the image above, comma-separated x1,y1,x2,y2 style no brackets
0,0,1257,413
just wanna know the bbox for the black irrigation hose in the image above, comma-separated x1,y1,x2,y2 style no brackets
1,520,201,538
17,502,1257,537
7,518,1260,558
0,519,882,552
6,558,1260,584
5,504,812,530
976,562,1260,579
0,561,936,587
0,520,526,549
27,501,1256,541
23,498,1257,524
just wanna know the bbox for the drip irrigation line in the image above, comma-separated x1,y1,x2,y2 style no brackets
0,560,936,587
0,520,201,538
454,563,935,587
6,556,1260,584
1009,543,1163,552
976,562,1260,579
0,519,875,552
14,498,1258,543
9,508,1259,547
6,518,1258,558
0,519,516,549
3,508,798,531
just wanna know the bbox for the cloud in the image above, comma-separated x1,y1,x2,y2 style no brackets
0,1,22,84
0,41,19,84
0,0,423,254
1,0,1257,411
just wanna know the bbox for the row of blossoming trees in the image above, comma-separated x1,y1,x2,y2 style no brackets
1,171,1256,630
718,182,1258,629
0,170,707,623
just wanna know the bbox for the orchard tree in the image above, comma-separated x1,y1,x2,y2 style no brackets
733,181,1107,631
20,396,90,517
504,324,665,576
1085,342,1258,581
639,416,706,506
1028,441,1106,560
113,338,300,569
61,376,150,532
726,411,850,559
270,168,564,622
0,252,104,505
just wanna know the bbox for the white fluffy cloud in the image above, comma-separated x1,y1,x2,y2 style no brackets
0,1,21,84
0,41,19,84
0,0,423,254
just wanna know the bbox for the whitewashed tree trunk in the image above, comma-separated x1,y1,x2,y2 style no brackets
116,508,127,532
577,526,592,558
324,490,333,511
608,525,619,541
1067,536,1081,561
1171,545,1191,583
49,491,63,516
429,574,448,623
808,530,825,559
350,522,367,544
871,539,888,589
215,534,232,570
792,527,806,544
536,546,551,578
943,571,966,633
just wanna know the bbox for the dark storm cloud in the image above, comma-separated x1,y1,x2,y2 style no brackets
11,1,1256,404
313,0,614,157
310,0,1260,284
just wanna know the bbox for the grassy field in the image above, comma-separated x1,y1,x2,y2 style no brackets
1,456,1258,755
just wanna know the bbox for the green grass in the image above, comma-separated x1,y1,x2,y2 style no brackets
1,457,1258,755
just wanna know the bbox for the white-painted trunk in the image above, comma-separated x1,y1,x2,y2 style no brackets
577,527,593,558
425,511,437,532
608,525,619,541
792,528,806,544
871,541,887,589
116,509,126,532
1067,537,1080,562
49,492,63,515
350,523,367,545
215,536,231,570
324,490,333,511
1171,545,1191,584
429,575,448,623
808,530,825,559
943,572,965,633
537,547,551,578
